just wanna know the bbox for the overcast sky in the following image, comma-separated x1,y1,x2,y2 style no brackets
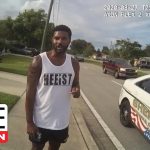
1,0,150,49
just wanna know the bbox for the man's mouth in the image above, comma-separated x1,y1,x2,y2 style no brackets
55,46,65,53
57,45,64,50
57,47,63,49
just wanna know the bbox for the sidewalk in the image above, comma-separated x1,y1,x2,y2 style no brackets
0,71,98,150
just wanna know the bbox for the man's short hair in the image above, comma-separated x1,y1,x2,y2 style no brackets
52,25,72,39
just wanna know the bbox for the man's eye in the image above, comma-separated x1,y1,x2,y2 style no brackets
62,37,67,40
54,37,59,40
54,37,67,41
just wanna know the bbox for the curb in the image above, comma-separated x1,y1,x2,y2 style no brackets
73,109,99,150
81,90,125,150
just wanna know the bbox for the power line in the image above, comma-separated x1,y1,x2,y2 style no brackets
52,0,55,23
56,0,61,25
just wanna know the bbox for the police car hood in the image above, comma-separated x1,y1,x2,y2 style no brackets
123,78,135,90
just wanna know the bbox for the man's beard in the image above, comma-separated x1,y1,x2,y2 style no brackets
52,44,68,53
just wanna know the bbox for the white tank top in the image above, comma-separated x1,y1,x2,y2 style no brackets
33,52,75,130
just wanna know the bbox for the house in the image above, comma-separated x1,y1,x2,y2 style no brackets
137,57,150,68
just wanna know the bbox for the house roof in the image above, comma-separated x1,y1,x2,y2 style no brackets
139,57,150,61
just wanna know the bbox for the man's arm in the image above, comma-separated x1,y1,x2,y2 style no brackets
71,57,80,98
25,55,42,134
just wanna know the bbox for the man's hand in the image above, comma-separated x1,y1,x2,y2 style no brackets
27,122,39,138
70,86,80,98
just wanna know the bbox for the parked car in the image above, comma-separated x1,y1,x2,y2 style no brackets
75,55,84,62
103,58,137,78
10,47,39,56
119,75,150,142
23,47,39,56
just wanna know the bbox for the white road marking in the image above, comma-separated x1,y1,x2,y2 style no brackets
112,80,122,87
81,90,126,150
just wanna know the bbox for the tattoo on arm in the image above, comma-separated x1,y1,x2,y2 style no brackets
25,55,42,123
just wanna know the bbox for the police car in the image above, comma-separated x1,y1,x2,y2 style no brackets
119,75,150,142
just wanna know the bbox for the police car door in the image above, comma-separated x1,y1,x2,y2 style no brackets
133,78,150,135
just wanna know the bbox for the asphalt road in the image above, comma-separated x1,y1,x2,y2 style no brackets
80,62,150,150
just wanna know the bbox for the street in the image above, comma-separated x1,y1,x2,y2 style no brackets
80,62,150,150
0,63,150,150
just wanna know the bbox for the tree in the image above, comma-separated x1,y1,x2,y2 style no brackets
0,39,5,51
96,49,101,57
0,9,55,50
0,17,15,40
83,42,95,57
102,46,110,55
70,39,87,55
143,45,150,57
70,39,95,56
13,9,50,49
114,39,142,59
111,49,120,58
5,17,15,40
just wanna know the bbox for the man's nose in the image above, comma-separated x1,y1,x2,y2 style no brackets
57,38,63,44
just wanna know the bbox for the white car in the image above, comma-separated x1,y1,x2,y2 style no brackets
119,75,150,142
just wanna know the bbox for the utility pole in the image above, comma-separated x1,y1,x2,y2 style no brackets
40,0,54,53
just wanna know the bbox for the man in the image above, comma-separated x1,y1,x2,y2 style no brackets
25,25,80,150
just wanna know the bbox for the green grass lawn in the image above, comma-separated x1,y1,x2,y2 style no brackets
0,54,32,75
137,70,147,77
0,54,32,111
0,92,20,111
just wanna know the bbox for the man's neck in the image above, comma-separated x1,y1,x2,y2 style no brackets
50,49,66,58
46,50,66,66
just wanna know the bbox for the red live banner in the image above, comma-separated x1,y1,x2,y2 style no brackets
0,104,8,143
0,131,8,143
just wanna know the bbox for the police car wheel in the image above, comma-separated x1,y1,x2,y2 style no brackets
120,100,133,127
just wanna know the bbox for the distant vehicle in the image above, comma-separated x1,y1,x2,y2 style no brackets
7,41,39,57
119,75,150,142
102,58,137,78
75,55,84,62
23,47,39,56
9,47,39,57
92,55,101,60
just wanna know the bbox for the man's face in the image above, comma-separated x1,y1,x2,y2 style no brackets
52,31,71,53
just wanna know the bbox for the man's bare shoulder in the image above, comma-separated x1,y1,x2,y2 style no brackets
31,55,42,68
28,55,42,76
